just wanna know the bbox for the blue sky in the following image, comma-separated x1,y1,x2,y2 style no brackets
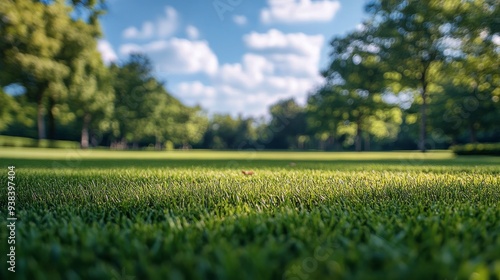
97,0,368,117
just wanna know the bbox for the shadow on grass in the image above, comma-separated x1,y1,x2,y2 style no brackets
2,156,499,171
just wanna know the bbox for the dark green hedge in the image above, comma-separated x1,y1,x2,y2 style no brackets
451,143,500,156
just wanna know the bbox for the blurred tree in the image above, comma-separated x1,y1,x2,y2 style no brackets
110,54,163,148
169,106,209,149
307,86,352,150
0,0,106,140
53,0,107,143
234,117,258,150
452,3,500,143
110,54,207,149
308,86,401,151
315,28,402,151
146,88,183,149
426,0,500,144
448,0,500,35
365,0,449,152
0,0,71,139
203,114,254,149
70,0,107,26
0,93,38,138
0,89,18,131
428,66,500,144
265,98,307,150
67,48,114,148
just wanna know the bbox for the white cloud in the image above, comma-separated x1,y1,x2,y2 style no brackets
169,29,326,117
216,54,275,89
157,7,178,38
175,81,217,109
177,81,216,99
175,77,321,118
244,29,324,58
120,25,326,117
186,25,200,40
233,15,248,26
267,54,319,77
120,38,218,75
264,76,322,96
260,0,341,24
97,40,117,64
243,29,324,77
123,21,155,40
122,6,178,39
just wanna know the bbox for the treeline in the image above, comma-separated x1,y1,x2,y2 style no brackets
1,0,499,151
0,52,207,149
309,0,500,152
0,0,206,149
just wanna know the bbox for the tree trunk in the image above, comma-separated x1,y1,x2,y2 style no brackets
355,122,362,152
419,92,427,152
37,96,46,140
121,139,127,150
155,134,162,150
80,113,91,149
328,135,334,150
298,137,305,150
47,96,56,140
418,65,430,153
319,139,325,151
364,134,371,151
469,124,477,143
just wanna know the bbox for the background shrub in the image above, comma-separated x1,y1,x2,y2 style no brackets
451,143,500,156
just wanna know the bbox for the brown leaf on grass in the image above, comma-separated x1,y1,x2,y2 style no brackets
241,170,255,176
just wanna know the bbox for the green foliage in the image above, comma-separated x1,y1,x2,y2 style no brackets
0,135,38,147
0,89,18,131
62,19,114,148
364,0,452,151
37,139,81,149
109,54,207,148
428,82,500,142
164,140,174,151
306,0,500,151
0,149,499,279
204,114,257,149
169,106,209,147
1,0,499,151
0,0,106,140
267,99,307,149
310,25,405,151
111,54,157,143
451,143,500,156
0,135,79,148
308,85,402,150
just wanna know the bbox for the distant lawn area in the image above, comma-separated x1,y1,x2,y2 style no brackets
0,148,499,279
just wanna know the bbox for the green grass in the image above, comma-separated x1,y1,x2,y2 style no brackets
1,148,499,279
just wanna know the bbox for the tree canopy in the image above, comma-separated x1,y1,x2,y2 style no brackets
0,0,498,151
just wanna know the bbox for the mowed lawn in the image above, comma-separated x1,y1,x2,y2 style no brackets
0,148,499,280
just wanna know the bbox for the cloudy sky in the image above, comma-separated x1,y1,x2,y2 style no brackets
98,0,367,117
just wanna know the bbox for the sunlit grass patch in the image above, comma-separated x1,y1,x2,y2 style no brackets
0,149,499,279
